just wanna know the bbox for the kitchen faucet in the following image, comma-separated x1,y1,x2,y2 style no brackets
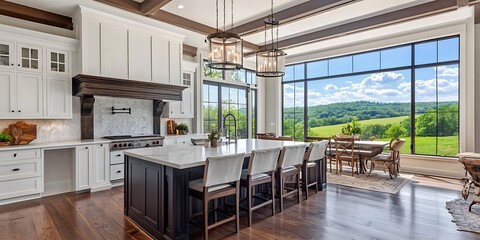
223,113,237,144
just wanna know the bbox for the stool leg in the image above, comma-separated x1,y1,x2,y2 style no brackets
203,194,209,240
247,183,252,227
314,164,318,194
271,174,275,216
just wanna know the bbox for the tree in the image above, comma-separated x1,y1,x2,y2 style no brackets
341,118,361,135
360,124,386,140
384,124,407,139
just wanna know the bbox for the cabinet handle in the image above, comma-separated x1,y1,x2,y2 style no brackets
182,112,184,114
10,63,13,66
12,168,20,172
116,154,121,157
11,110,14,112
17,64,20,66
18,110,21,113
100,144,103,147
116,170,122,173
85,147,88,149
13,153,17,157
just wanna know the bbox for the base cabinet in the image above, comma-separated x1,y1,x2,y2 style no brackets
75,144,110,191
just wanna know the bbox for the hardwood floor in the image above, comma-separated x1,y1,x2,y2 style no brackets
0,175,478,240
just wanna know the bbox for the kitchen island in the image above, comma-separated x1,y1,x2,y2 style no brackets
123,139,325,240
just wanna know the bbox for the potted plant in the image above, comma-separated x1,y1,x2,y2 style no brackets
208,129,221,147
341,118,361,139
176,123,189,135
0,132,12,146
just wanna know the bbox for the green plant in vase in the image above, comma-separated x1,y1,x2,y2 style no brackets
176,123,189,135
208,129,221,147
0,132,12,146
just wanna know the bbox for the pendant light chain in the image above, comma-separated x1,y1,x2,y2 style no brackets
215,0,219,31
270,0,274,51
231,0,234,33
223,0,226,31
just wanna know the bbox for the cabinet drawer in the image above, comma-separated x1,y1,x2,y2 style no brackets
110,164,124,180
0,177,43,200
110,151,124,165
0,149,41,161
0,159,41,181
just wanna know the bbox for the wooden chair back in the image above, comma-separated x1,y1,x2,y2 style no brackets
257,133,276,139
389,138,406,161
203,153,245,187
262,136,294,141
248,148,282,175
278,145,307,169
334,135,355,161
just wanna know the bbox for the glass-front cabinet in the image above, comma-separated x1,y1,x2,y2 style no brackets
0,41,14,70
16,43,43,73
47,49,69,75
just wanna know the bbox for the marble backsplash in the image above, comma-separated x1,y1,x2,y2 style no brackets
0,96,193,143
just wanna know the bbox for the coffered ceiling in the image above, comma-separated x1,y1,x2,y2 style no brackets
1,0,475,59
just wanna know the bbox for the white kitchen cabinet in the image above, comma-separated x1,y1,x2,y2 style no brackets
75,145,91,191
0,40,15,70
45,76,72,118
91,144,110,187
16,73,43,118
101,22,128,79
75,144,110,191
169,39,182,86
47,49,69,75
163,71,194,118
16,43,43,73
151,35,169,84
128,29,152,81
82,17,101,75
0,71,15,118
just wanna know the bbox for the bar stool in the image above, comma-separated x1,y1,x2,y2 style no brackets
240,147,282,226
302,140,328,199
276,144,308,212
188,153,245,240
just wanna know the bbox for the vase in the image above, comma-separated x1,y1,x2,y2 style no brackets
210,140,218,147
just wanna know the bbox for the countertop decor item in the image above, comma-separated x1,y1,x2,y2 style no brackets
208,129,221,147
167,120,177,135
176,123,189,135
3,121,37,145
0,132,12,146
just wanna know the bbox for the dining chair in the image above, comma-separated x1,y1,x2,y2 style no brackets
276,144,308,212
262,136,294,141
256,133,276,139
240,147,282,226
334,135,359,176
305,137,335,173
188,153,245,240
302,140,329,199
367,139,406,179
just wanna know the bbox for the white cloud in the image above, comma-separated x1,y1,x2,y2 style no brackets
437,66,458,77
324,84,338,90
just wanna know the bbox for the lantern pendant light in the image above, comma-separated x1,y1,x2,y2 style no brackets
256,0,286,77
207,0,243,70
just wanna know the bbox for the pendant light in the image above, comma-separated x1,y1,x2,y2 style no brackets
207,0,243,70
256,0,286,77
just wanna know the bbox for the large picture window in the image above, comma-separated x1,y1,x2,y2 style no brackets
282,36,459,157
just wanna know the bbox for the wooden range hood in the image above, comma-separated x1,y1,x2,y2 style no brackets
72,74,187,139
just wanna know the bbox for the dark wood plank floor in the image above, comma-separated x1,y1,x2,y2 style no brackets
0,175,479,240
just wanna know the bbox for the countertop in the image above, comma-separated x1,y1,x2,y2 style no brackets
0,139,112,151
164,133,207,139
124,139,308,169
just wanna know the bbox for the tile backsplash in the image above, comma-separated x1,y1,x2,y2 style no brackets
0,96,193,142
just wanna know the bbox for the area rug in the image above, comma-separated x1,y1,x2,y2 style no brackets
327,169,414,194
446,198,480,233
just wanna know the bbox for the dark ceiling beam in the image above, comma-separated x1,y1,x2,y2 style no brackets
231,0,359,36
183,44,197,57
246,0,463,57
0,0,73,30
141,0,172,15
95,0,260,51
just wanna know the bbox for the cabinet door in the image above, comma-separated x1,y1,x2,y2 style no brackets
181,87,194,118
47,49,69,75
82,18,101,75
128,29,152,82
0,40,15,71
91,144,110,187
75,146,91,190
169,40,182,86
46,76,71,118
16,73,43,117
16,43,43,73
151,36,169,84
0,71,16,118
169,101,182,117
101,22,128,79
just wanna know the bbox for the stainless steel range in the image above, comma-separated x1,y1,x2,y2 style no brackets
103,135,164,184
104,135,165,150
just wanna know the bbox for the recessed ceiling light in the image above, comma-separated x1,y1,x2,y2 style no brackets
177,5,184,9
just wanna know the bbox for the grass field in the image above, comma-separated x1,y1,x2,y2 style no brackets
308,116,458,156
309,116,408,136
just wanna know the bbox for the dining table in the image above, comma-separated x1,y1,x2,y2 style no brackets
329,140,390,174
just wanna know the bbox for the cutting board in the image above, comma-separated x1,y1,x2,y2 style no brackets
3,121,37,145
167,120,177,135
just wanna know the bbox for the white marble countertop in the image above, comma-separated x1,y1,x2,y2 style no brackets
124,139,309,169
164,133,207,139
0,139,112,151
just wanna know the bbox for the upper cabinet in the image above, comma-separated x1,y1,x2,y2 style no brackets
77,7,185,85
0,24,76,120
